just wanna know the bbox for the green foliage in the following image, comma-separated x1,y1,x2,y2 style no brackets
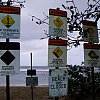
67,65,100,99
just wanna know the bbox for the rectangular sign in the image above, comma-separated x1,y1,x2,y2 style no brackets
84,43,100,67
48,39,67,67
26,77,38,86
49,69,68,97
27,69,36,76
82,20,98,43
49,9,67,38
0,5,20,39
0,42,20,75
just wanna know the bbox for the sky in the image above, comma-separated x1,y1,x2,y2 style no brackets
2,0,99,66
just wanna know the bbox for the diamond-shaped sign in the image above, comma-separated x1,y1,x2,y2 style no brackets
88,50,99,60
1,15,15,28
1,51,15,65
53,17,63,28
53,47,63,58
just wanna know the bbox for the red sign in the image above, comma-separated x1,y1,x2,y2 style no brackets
0,5,20,14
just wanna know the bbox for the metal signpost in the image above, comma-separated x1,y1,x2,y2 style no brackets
83,20,99,100
48,9,67,100
0,1,21,100
26,53,38,100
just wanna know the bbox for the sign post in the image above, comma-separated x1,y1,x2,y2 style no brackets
83,20,99,100
31,53,33,100
48,8,67,100
26,53,38,100
0,1,20,100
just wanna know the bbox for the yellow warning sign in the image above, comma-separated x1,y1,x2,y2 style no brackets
1,15,15,28
53,47,63,58
88,50,99,60
53,17,63,28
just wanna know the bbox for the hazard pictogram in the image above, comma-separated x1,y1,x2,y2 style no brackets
1,15,15,28
53,47,63,58
53,17,63,28
88,50,99,60
1,51,15,65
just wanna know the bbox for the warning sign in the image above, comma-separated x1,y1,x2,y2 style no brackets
84,43,100,67
82,20,98,43
1,15,15,28
0,42,20,75
53,17,63,28
53,47,63,58
0,5,20,39
49,9,67,38
49,69,68,97
48,39,67,67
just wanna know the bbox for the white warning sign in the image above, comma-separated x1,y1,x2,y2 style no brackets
48,39,67,67
82,20,98,43
84,43,100,67
49,9,67,38
49,69,68,97
0,5,20,39
0,42,20,75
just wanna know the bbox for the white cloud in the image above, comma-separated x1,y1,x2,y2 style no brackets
20,39,48,66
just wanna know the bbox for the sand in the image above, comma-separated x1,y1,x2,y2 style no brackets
0,86,67,100
0,86,100,100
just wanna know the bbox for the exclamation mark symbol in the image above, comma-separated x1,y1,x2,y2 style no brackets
6,16,10,28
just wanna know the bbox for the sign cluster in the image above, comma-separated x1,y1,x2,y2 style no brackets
0,5,20,76
48,9,68,97
82,20,100,67
26,69,38,86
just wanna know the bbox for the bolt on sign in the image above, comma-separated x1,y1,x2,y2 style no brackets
0,42,20,75
0,5,20,39
49,9,67,38
48,39,67,67
84,43,100,67
82,20,98,43
49,69,68,97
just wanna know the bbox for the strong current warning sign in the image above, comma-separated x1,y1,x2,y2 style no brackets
0,5,20,39
84,43,100,67
48,39,67,67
